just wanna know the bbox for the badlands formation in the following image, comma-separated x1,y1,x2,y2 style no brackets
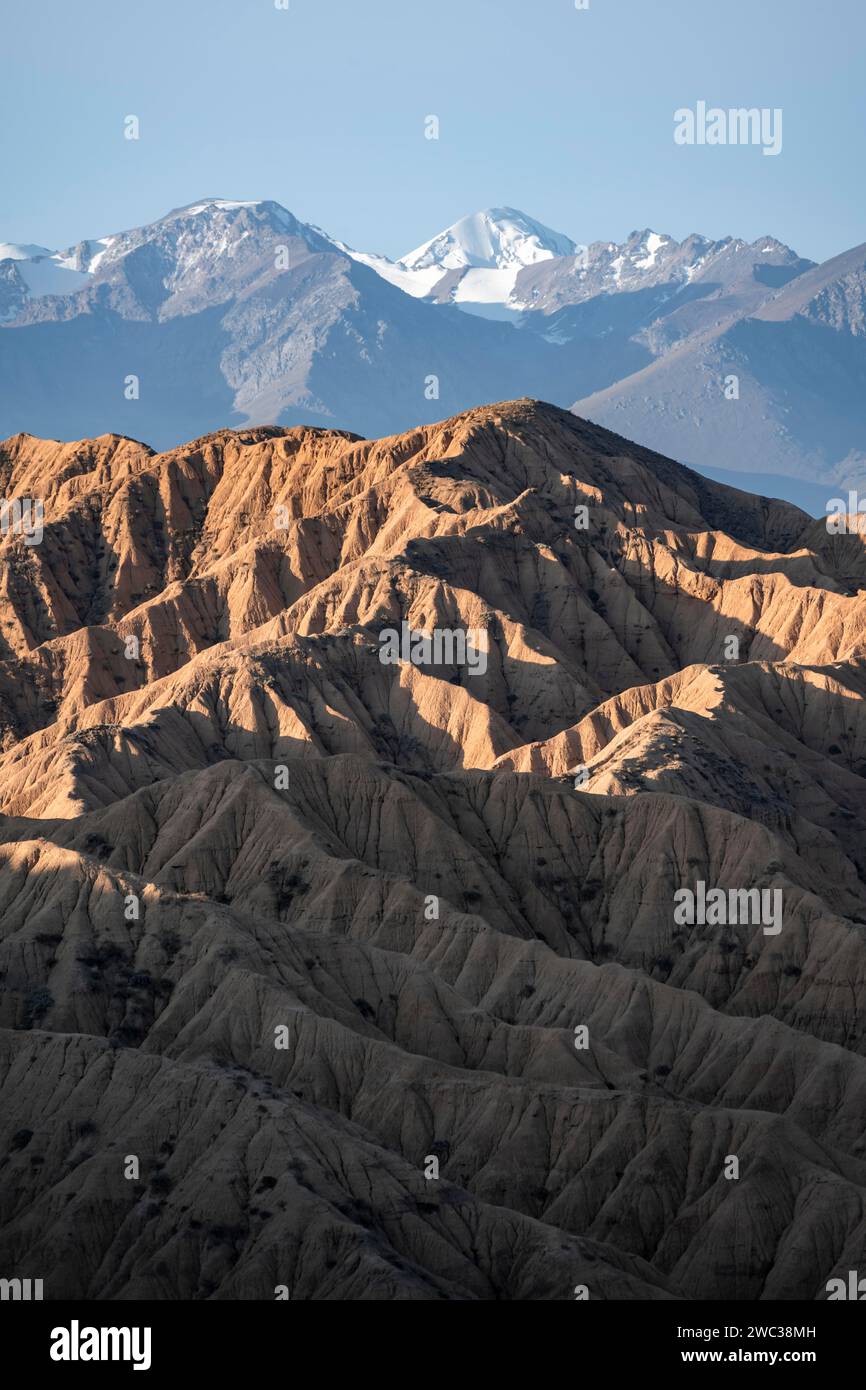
0,399,864,1300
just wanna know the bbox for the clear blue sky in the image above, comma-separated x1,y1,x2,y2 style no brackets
3,0,864,263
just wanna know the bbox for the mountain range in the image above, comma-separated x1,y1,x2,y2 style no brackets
0,399,864,1299
1,199,864,512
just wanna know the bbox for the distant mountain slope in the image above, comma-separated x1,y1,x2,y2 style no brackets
574,242,866,496
1,198,862,502
0,201,580,445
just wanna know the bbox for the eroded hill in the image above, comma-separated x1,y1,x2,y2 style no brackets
0,400,864,1300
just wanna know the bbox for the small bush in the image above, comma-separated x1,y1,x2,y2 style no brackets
25,988,54,1025
149,1170,173,1196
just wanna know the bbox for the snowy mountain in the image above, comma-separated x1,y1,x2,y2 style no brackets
0,196,862,506
514,229,789,313
0,243,53,261
575,239,866,498
0,198,575,445
21,199,337,314
344,208,579,320
0,242,93,319
402,207,577,271
341,214,812,334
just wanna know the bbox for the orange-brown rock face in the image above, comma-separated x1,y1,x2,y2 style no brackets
0,399,864,1301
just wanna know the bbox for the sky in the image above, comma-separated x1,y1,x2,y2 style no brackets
2,0,864,264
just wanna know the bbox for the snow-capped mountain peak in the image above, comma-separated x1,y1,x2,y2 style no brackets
0,199,338,323
62,198,326,276
0,241,93,311
400,207,577,272
0,242,53,262
336,209,582,321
